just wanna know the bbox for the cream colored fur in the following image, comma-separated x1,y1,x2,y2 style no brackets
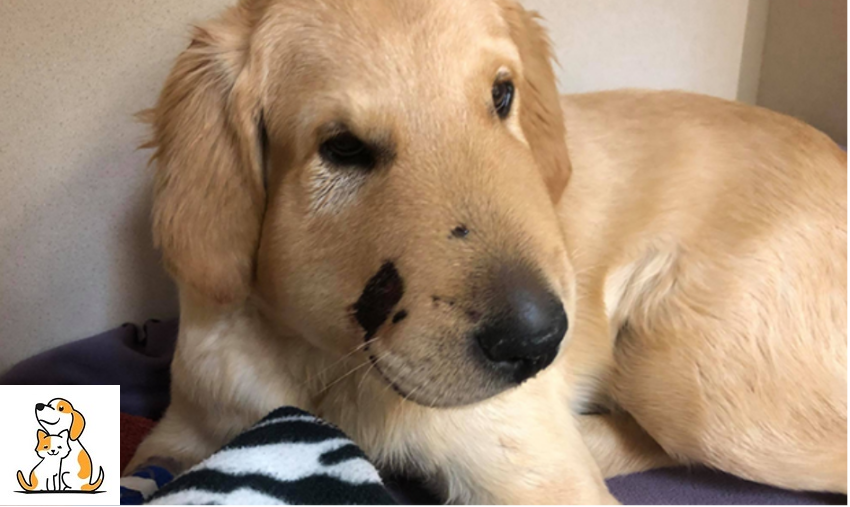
126,0,847,503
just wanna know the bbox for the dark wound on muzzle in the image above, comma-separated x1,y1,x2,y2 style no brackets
352,261,404,340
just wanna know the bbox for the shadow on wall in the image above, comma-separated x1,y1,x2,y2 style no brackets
757,0,847,145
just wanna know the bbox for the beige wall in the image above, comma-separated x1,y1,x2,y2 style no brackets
0,0,832,371
756,0,847,144
0,0,231,371
524,0,756,101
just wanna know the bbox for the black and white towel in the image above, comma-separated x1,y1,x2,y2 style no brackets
121,407,396,505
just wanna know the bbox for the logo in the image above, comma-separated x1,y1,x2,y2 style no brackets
17,398,104,493
0,385,119,506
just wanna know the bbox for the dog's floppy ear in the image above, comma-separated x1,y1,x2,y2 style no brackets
498,0,571,202
69,407,85,440
145,4,265,306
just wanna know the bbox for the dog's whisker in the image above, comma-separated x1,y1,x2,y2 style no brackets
356,349,393,403
356,369,375,406
316,356,377,394
374,354,403,397
323,347,395,397
300,339,378,390
400,383,423,405
357,360,379,403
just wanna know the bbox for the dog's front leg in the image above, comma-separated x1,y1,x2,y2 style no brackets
577,412,677,478
409,375,618,504
125,305,313,476
123,390,221,476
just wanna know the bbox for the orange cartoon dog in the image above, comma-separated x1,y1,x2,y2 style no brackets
35,399,104,491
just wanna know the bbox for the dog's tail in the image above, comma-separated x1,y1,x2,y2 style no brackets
17,470,36,491
81,467,104,492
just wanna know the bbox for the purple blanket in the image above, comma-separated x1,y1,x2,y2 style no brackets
1,320,844,505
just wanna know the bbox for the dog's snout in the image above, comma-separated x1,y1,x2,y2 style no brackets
35,403,45,411
474,266,568,384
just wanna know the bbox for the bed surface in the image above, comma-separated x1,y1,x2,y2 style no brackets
2,320,844,505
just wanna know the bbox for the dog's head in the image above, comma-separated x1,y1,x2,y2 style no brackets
149,0,574,406
36,398,85,440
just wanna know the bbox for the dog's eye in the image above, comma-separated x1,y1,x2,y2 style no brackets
43,446,48,449
58,406,64,411
492,80,515,119
320,132,375,170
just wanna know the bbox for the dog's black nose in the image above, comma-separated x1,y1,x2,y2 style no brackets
35,403,45,411
474,266,568,384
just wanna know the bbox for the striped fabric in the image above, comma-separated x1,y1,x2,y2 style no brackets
121,407,396,505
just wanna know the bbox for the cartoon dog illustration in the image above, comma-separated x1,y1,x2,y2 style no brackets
35,398,104,491
16,429,71,491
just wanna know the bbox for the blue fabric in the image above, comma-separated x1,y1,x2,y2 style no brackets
120,487,145,505
121,465,174,505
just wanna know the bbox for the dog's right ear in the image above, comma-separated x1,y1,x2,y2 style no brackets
37,429,46,441
145,4,266,306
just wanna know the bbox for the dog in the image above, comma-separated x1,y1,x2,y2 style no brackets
125,0,847,503
35,399,104,491
16,430,71,491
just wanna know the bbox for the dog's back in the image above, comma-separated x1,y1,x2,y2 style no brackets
560,89,846,492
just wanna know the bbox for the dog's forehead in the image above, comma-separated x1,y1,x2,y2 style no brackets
267,0,509,41
260,0,520,138
262,0,517,93
47,397,64,406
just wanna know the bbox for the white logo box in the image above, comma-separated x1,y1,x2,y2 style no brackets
0,385,120,506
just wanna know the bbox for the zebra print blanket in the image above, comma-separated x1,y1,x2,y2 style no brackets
120,407,396,505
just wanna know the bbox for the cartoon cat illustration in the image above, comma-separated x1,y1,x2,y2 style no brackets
16,430,71,491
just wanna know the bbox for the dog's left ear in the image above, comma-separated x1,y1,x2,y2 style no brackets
69,408,85,440
497,0,571,202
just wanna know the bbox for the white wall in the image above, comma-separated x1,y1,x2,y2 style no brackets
0,0,781,371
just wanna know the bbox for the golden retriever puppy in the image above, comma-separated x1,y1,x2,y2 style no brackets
126,0,846,503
